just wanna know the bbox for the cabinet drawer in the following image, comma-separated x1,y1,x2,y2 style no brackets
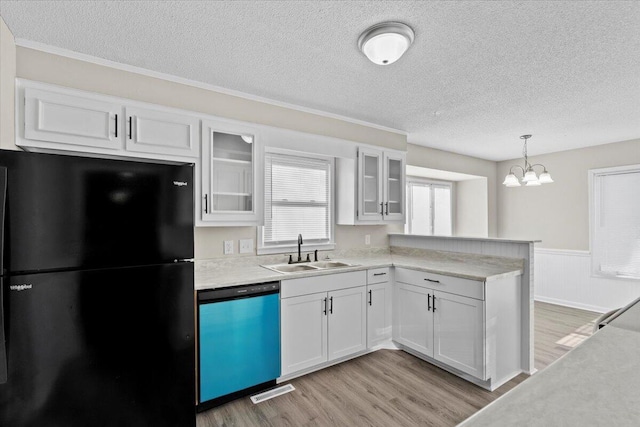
281,271,367,299
395,268,484,300
367,268,390,284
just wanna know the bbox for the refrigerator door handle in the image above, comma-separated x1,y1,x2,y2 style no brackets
0,167,6,383
0,166,6,275
0,279,6,384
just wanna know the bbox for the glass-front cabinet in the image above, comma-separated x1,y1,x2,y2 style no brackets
200,119,261,224
383,151,405,221
357,147,405,223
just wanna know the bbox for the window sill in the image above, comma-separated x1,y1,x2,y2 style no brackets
257,243,336,256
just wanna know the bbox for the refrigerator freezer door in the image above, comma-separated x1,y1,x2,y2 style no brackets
0,150,193,274
0,262,195,427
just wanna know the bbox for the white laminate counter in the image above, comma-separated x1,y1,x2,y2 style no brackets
194,248,524,291
460,300,640,426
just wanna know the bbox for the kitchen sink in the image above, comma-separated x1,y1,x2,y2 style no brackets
262,260,357,274
309,261,352,269
265,264,320,273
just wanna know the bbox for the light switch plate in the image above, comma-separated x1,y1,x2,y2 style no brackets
223,240,234,255
239,239,253,254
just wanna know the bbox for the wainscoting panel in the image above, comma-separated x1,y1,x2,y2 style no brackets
534,248,640,313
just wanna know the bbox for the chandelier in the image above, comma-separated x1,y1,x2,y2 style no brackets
503,135,554,187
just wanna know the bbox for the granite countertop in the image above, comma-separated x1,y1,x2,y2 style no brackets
194,247,524,291
459,299,640,426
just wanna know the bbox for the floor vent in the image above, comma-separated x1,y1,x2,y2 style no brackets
250,384,295,404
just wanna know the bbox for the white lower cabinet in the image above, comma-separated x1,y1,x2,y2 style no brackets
281,293,328,374
433,291,485,379
393,268,521,389
327,287,367,360
280,271,367,377
281,267,520,390
395,280,486,380
395,283,434,355
366,281,393,348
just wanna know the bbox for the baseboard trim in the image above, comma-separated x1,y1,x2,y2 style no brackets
535,296,607,314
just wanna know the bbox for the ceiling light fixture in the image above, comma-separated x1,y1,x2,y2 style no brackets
503,135,554,187
358,22,414,65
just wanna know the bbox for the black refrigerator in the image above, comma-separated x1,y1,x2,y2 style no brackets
0,150,196,426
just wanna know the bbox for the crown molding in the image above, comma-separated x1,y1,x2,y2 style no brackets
15,38,407,136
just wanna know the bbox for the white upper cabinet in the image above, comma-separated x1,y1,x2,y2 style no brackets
23,87,123,151
200,119,261,225
18,80,199,161
337,146,406,225
358,147,383,221
383,151,406,222
124,106,199,157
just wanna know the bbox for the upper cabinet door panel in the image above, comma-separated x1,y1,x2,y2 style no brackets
357,148,383,221
125,106,199,158
24,87,122,150
383,151,405,222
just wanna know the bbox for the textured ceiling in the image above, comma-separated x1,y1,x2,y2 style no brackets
1,1,639,161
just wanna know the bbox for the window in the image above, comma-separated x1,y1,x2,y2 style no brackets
406,178,453,236
259,150,334,253
590,165,640,280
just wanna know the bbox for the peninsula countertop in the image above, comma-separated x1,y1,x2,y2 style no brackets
195,247,524,291
459,299,640,427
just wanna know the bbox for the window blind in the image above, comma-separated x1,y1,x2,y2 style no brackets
592,169,640,279
263,152,331,246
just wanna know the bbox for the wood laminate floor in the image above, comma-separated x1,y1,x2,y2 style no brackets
197,302,600,427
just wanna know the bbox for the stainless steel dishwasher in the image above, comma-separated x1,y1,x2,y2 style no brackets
197,282,280,410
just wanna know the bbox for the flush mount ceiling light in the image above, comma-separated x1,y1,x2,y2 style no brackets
503,135,554,187
358,22,415,65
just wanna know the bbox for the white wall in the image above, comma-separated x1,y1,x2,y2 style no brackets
0,17,17,151
407,144,498,237
455,178,488,237
497,138,640,250
498,138,640,312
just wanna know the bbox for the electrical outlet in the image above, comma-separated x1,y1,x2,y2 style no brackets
365,234,371,245
223,240,234,255
239,239,253,254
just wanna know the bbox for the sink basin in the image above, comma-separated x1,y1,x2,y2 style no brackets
262,263,320,273
309,261,352,269
262,260,357,274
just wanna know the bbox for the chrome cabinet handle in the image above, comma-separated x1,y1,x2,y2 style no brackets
433,295,436,312
204,194,208,213
379,202,384,215
114,114,118,138
368,290,372,306
329,296,333,314
424,278,440,283
428,294,431,311
373,272,387,276
385,202,389,215
323,297,327,315
128,116,133,140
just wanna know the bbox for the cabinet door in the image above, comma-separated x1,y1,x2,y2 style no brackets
357,148,383,221
328,286,367,361
383,151,405,222
125,106,199,158
201,120,260,224
433,291,485,379
24,87,122,150
367,282,393,348
395,283,433,356
281,293,328,376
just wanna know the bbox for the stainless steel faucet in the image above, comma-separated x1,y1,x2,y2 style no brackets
297,234,303,262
